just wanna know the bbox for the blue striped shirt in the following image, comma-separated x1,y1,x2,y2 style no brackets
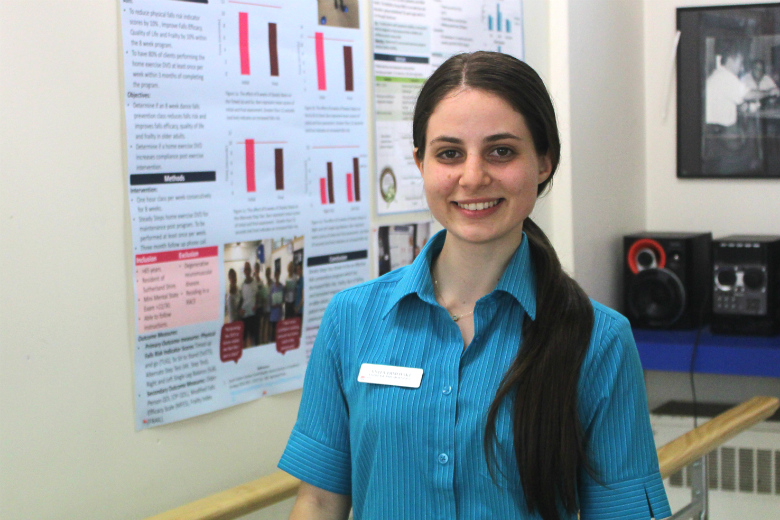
279,230,671,519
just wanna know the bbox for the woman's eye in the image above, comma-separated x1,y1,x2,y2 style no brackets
490,147,514,158
437,149,461,160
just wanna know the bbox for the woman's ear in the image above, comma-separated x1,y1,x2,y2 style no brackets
413,148,424,175
537,152,553,185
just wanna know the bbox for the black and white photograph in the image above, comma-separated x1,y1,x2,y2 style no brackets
678,4,780,178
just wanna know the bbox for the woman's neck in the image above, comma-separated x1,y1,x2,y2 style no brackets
432,232,522,310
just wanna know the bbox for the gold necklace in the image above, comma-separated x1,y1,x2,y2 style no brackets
433,278,474,322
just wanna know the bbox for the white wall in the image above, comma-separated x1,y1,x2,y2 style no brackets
538,0,576,273
0,1,552,519
567,0,646,308
644,0,780,235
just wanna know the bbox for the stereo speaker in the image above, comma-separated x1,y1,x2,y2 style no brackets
623,232,712,329
712,235,780,336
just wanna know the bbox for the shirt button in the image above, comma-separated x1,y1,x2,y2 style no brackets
438,453,449,464
442,385,452,395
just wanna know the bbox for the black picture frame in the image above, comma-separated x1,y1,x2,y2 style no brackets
678,3,780,178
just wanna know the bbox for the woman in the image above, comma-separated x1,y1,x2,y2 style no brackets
224,268,242,323
284,261,299,319
269,268,285,342
279,52,671,520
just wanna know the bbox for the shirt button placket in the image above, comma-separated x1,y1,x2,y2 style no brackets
438,326,459,519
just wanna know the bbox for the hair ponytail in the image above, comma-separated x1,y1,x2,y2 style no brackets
484,217,594,520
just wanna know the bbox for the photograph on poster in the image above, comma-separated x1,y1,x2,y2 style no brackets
224,237,304,349
318,0,360,28
678,3,780,178
376,223,431,276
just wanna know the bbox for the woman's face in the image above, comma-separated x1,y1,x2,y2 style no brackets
414,88,551,250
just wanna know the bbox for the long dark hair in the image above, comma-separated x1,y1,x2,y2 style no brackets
413,52,594,519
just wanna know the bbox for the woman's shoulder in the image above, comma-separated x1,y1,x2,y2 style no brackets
589,299,631,335
329,265,411,309
580,299,637,377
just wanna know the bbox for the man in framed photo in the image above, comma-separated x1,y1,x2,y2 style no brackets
704,40,765,174
742,59,780,111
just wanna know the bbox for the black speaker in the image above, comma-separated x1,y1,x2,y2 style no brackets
624,232,712,329
712,235,780,336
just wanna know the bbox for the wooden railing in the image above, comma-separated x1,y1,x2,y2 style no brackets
145,471,301,520
657,396,778,478
145,396,779,520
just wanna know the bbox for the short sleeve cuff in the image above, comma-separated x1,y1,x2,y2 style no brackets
580,472,672,519
278,427,352,495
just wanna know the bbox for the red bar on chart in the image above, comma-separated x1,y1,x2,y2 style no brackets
343,46,353,91
245,140,256,192
319,178,328,204
274,148,284,190
239,13,250,75
327,161,335,203
268,23,279,77
346,173,354,202
315,32,326,90
352,157,360,202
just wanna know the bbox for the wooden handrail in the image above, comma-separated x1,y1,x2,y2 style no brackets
145,396,779,520
657,395,779,479
144,471,300,520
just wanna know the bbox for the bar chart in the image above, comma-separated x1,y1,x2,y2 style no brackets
487,4,511,32
480,0,523,55
317,156,361,205
312,32,355,92
239,140,287,193
238,14,281,77
225,1,292,85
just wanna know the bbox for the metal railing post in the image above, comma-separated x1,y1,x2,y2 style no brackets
669,455,708,520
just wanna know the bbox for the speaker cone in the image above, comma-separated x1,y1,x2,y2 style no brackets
627,268,686,327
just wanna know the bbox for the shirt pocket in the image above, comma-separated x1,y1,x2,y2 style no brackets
353,380,427,438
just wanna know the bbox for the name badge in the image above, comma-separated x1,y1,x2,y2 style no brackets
358,363,423,388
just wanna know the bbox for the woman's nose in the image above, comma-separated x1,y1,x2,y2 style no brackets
458,155,491,188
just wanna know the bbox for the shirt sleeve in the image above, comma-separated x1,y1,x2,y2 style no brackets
278,296,352,494
730,76,749,105
763,75,780,94
577,311,672,520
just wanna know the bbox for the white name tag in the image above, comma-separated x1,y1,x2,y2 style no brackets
358,363,423,388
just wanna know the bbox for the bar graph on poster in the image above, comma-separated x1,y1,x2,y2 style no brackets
311,32,356,92
228,139,308,196
120,0,369,429
307,145,365,206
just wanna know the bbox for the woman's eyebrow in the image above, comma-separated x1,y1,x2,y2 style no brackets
484,133,521,142
428,133,522,146
428,135,462,146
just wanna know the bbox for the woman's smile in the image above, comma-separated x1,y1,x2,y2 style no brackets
452,198,504,218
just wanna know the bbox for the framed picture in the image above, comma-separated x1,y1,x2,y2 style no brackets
678,3,780,178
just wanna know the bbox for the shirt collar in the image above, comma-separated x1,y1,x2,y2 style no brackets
382,229,537,320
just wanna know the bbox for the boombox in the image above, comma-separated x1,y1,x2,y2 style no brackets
712,235,780,336
623,232,712,329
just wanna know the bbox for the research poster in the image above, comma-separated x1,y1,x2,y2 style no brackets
120,0,369,429
373,0,524,214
